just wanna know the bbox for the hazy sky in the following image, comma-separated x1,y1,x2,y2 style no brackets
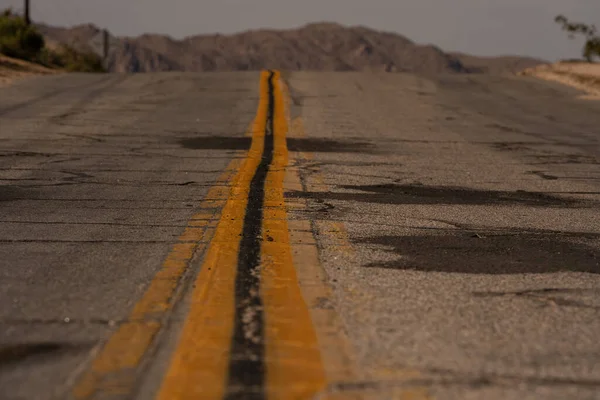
2,0,599,61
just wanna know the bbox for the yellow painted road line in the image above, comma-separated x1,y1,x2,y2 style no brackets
157,70,332,400
156,70,271,400
71,159,241,399
261,73,328,399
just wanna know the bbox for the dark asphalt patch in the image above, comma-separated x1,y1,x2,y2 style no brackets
358,230,600,274
179,136,252,151
0,342,88,366
485,123,524,133
286,183,585,207
491,143,600,165
178,136,373,153
0,186,36,202
472,288,600,310
492,142,538,152
528,171,559,180
532,154,600,165
287,138,373,153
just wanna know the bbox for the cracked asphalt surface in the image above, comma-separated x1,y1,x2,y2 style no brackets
0,72,258,399
1,71,600,399
288,72,600,399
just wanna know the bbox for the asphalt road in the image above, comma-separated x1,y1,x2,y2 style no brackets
1,70,599,400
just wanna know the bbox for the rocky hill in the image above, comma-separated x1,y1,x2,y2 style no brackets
37,22,546,74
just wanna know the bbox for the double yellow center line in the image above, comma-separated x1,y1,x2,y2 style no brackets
73,70,327,399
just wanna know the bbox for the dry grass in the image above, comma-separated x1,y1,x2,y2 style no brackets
519,62,600,100
0,53,60,87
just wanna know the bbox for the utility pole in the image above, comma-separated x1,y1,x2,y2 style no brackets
102,29,109,60
24,0,30,25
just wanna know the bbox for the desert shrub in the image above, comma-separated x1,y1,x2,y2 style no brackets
555,15,600,62
47,45,105,72
1,8,105,72
0,9,45,60
583,37,600,62
37,47,63,66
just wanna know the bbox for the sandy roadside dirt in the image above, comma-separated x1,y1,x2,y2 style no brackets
519,62,600,100
0,54,60,87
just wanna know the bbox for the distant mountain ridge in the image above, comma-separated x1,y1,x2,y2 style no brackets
36,22,546,74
